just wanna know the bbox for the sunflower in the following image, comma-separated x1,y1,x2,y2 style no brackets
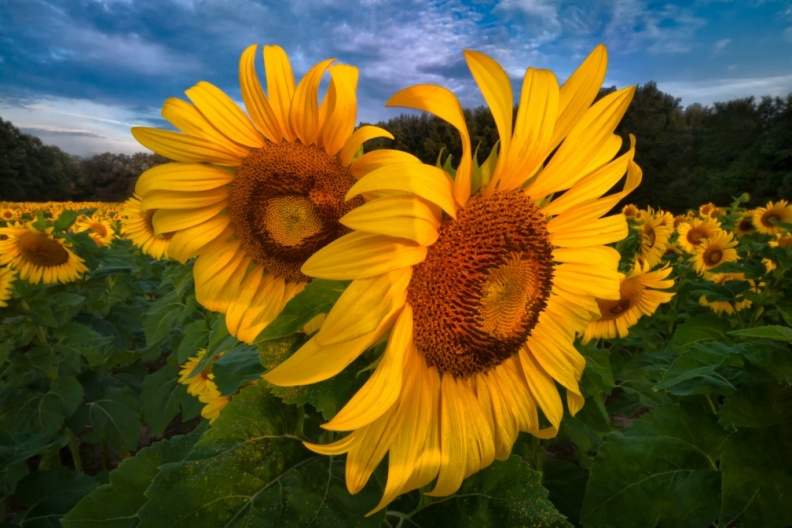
677,217,721,253
699,272,756,315
264,45,640,511
198,388,232,423
636,208,672,267
581,261,675,343
0,207,20,223
178,349,215,396
0,224,88,284
734,212,756,238
622,204,639,219
0,267,15,307
752,200,792,235
120,194,172,260
73,213,116,247
691,229,738,274
131,44,394,344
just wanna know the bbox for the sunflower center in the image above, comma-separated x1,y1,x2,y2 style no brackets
644,225,656,247
18,231,70,267
407,190,554,378
687,228,707,246
89,222,108,237
738,217,754,232
227,142,362,282
705,248,723,266
761,212,780,228
597,276,643,321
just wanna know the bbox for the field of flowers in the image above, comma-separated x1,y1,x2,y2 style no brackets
1,194,790,527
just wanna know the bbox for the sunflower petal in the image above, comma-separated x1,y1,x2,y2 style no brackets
150,202,226,234
135,163,234,195
340,194,440,245
349,149,420,180
264,45,296,141
161,98,250,158
131,127,242,166
186,81,264,148
464,50,513,160
239,44,283,141
319,64,358,155
340,125,394,167
290,58,335,146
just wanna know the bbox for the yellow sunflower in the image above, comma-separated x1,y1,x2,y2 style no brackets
131,44,394,344
73,214,116,247
622,204,639,219
264,45,640,511
198,388,232,423
0,266,15,307
581,261,675,343
0,224,88,284
178,349,215,396
120,194,172,260
752,200,792,235
677,217,721,253
0,207,20,223
699,272,757,315
636,208,672,267
733,212,756,238
691,229,738,274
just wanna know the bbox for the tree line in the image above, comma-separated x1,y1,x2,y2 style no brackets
2,82,791,212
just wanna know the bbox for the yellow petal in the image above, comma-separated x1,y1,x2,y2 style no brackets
239,44,283,142
142,188,228,210
185,81,264,148
167,216,230,263
347,162,457,218
553,261,622,299
549,213,627,247
150,202,226,234
135,163,234,196
302,231,427,280
340,125,394,167
464,50,513,160
349,149,419,180
319,64,358,155
264,45,296,141
551,44,608,149
387,84,472,206
131,127,242,166
497,68,559,192
340,194,440,245
324,304,413,431
518,347,563,430
289,58,335,145
161,98,250,158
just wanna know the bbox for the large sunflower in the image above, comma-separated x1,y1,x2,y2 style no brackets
0,224,88,284
131,45,395,343
581,261,675,343
264,45,640,510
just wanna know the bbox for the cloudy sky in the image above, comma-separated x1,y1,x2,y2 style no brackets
1,0,791,157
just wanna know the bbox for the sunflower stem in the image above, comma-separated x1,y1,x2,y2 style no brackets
704,394,718,415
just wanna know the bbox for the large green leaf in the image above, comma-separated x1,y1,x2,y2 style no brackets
70,385,141,451
728,325,792,342
581,402,724,528
408,456,572,527
654,340,744,395
140,366,199,436
13,468,98,528
3,377,83,435
669,313,731,350
720,423,792,528
137,383,384,527
255,279,348,342
61,434,199,528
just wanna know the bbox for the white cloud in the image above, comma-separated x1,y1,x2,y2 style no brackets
714,38,731,51
657,74,792,107
605,0,707,54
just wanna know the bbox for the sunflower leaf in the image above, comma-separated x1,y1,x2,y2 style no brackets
409,456,572,527
580,401,723,528
255,279,348,342
136,383,384,527
61,434,199,528
654,340,744,395
728,325,792,343
14,468,99,527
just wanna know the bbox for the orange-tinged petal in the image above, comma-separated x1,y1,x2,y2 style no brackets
142,188,228,210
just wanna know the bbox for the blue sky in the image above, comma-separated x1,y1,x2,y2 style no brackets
1,0,791,158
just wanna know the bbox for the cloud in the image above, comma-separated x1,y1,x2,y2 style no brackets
604,0,707,54
18,126,104,138
657,74,792,107
714,38,731,51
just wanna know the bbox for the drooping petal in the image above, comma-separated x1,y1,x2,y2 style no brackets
263,45,296,141
319,64,358,155
239,44,283,141
340,125,394,167
289,58,335,146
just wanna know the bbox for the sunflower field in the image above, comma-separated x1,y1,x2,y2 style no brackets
2,43,792,528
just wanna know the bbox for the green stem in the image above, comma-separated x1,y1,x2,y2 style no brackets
705,394,718,415
66,428,83,472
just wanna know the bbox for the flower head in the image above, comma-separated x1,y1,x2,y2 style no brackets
691,229,738,274
131,45,393,343
752,200,792,235
120,194,173,260
264,45,639,511
0,223,87,284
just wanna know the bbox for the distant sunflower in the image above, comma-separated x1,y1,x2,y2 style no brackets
677,217,721,253
699,272,756,315
622,204,639,219
752,200,792,235
264,45,640,511
581,261,675,343
0,224,87,284
637,208,672,267
0,267,15,307
734,212,755,238
132,44,395,343
120,194,172,260
0,208,20,223
691,230,738,274
73,214,116,247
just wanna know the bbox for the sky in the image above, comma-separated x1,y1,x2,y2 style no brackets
1,0,791,158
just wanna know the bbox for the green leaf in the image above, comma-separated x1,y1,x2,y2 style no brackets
728,325,792,342
13,468,98,528
409,456,572,527
212,348,265,395
61,434,199,528
581,402,724,528
542,457,588,525
0,432,66,468
3,377,84,435
72,385,141,451
669,313,731,350
52,322,113,367
255,279,348,342
654,340,744,395
53,210,79,231
176,318,210,363
142,290,186,346
25,291,85,328
138,383,384,527
719,380,792,428
580,345,615,393
140,366,190,436
720,423,792,528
